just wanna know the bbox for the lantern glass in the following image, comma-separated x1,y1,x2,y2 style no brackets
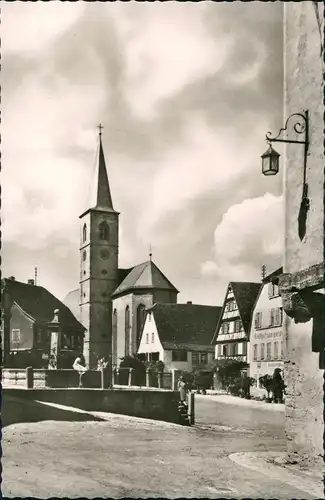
261,145,280,176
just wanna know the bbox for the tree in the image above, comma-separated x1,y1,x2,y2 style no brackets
259,374,273,400
213,358,249,393
119,355,146,386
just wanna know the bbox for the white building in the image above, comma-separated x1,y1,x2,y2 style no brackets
137,303,221,373
248,268,284,387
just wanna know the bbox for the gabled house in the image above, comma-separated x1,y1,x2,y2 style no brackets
212,282,261,363
248,268,284,387
2,277,85,368
137,302,222,373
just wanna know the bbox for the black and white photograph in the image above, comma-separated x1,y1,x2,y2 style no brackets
0,1,324,498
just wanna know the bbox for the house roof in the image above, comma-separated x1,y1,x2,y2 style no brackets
112,260,179,297
212,281,261,343
148,303,222,350
4,278,85,332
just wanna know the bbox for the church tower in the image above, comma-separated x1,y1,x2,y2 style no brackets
79,125,119,368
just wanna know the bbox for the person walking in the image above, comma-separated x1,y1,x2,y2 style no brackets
73,353,88,388
272,368,285,403
177,375,188,403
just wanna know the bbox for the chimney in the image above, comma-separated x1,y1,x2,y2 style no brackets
28,279,35,285
8,276,15,281
187,301,192,305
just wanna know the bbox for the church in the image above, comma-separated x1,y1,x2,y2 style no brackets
64,128,179,369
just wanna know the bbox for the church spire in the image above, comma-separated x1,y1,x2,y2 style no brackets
86,124,115,213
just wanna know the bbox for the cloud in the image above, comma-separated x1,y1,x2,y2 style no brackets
201,193,283,281
1,2,85,54
1,2,283,302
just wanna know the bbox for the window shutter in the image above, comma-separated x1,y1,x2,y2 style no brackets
268,283,273,298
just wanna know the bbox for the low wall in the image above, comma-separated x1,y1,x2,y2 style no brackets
2,369,101,389
2,387,180,424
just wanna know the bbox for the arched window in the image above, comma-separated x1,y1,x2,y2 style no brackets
136,304,146,349
125,306,130,356
112,309,117,367
82,223,87,243
99,221,110,241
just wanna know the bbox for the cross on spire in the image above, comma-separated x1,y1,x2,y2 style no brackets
97,123,104,137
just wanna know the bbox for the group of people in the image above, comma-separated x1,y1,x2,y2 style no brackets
72,354,110,388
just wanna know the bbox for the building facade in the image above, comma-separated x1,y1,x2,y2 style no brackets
213,282,261,364
248,268,284,386
277,2,324,466
137,303,220,373
1,277,85,368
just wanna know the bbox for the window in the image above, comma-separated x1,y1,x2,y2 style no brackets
234,320,242,333
151,332,154,343
11,329,20,348
82,223,87,243
125,306,130,356
217,344,222,357
222,345,227,356
274,341,279,360
225,302,230,312
274,307,283,326
228,300,237,312
260,343,265,360
192,352,199,365
268,282,279,299
150,352,159,362
112,309,117,366
255,312,262,329
229,343,235,356
136,304,146,349
253,344,258,361
266,342,271,360
242,342,247,356
172,350,187,362
200,352,208,365
221,322,229,334
146,333,149,344
99,221,110,241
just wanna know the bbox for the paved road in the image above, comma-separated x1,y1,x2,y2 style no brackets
2,395,316,499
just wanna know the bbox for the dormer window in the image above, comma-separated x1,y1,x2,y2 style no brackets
99,221,110,241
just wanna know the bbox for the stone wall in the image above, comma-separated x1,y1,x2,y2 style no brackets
2,368,101,389
283,2,324,464
3,387,180,424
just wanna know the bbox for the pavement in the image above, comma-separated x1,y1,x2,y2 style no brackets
2,393,324,498
198,392,285,411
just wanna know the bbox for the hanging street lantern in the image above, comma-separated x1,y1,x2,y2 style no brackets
261,144,280,176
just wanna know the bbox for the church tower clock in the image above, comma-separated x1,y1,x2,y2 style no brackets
79,125,119,368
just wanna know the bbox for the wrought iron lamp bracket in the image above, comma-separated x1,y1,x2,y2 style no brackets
265,110,309,150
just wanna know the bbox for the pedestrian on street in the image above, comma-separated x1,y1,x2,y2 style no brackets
272,368,285,403
73,353,88,388
177,375,188,403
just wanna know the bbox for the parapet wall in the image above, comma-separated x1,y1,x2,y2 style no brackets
2,387,180,425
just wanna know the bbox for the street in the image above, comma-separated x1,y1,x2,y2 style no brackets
2,393,319,499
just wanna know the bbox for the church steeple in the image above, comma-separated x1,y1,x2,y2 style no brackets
84,124,116,215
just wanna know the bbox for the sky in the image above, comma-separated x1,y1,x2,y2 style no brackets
1,2,284,306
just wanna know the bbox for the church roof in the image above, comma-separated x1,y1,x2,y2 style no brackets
80,133,117,217
212,281,261,343
112,260,179,298
4,278,85,332
148,303,221,350
63,288,81,323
